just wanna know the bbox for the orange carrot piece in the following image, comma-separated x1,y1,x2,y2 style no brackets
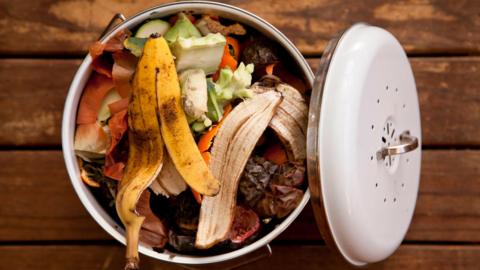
264,144,288,165
212,38,239,81
226,36,240,60
197,125,220,153
197,103,233,152
266,63,276,75
220,50,237,70
223,103,233,114
201,151,211,164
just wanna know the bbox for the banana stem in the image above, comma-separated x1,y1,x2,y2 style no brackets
125,258,139,270
124,220,142,270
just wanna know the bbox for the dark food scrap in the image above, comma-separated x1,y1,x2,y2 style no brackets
239,156,305,219
171,191,201,234
241,38,280,67
229,206,260,244
238,156,278,207
255,184,303,219
136,190,169,249
271,161,306,188
168,230,196,253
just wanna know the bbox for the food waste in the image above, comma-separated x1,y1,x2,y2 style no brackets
74,12,308,269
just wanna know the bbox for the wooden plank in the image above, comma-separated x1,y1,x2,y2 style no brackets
1,57,479,146
0,59,81,147
0,151,109,240
1,244,479,270
0,150,478,242
1,0,479,55
412,58,480,146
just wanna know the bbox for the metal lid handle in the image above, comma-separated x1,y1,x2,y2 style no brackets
98,13,126,40
376,131,419,160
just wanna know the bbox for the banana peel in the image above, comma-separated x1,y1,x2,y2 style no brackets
115,37,164,270
154,36,220,196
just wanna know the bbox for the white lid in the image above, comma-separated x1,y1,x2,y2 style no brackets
306,24,422,266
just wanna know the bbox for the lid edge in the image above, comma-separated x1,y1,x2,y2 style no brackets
306,23,370,267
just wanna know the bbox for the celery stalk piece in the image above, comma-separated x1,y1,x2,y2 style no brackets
214,62,255,102
206,80,222,122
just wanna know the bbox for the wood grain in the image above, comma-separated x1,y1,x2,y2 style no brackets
1,244,479,270
0,150,478,242
0,59,80,147
1,0,479,56
1,0,478,267
1,57,479,147
0,151,109,241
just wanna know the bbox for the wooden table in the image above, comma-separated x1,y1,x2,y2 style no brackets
1,0,479,269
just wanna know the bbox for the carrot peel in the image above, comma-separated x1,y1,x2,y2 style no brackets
197,104,232,153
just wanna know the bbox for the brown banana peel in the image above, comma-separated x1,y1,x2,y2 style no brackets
196,91,282,249
115,37,164,270
154,36,220,196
